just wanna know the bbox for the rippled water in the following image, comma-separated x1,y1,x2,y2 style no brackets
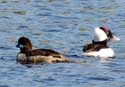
0,0,125,87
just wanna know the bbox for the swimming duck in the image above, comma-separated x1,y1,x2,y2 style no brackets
16,37,75,64
83,27,120,58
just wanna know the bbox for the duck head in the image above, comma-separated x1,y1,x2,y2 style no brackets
16,37,32,53
94,27,120,42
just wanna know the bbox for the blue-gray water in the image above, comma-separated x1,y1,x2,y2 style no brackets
0,0,125,87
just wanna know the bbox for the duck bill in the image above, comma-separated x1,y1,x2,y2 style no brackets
110,35,120,42
16,44,24,48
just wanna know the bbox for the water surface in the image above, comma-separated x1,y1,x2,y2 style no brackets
0,0,125,87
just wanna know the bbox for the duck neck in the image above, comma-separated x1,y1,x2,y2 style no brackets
20,47,32,53
92,39,108,46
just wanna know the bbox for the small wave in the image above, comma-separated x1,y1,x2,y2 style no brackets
87,76,114,81
111,69,125,73
0,85,10,87
0,46,13,50
0,56,16,61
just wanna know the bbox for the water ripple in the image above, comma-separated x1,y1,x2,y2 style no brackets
87,76,114,81
0,0,125,87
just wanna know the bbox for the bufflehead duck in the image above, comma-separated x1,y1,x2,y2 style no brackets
83,27,120,58
16,37,75,64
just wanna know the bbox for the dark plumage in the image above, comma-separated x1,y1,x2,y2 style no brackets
16,37,76,64
25,49,61,57
83,40,108,53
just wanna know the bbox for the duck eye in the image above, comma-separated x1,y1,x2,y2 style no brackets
107,31,113,39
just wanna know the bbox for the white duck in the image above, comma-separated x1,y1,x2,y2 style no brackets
83,27,120,58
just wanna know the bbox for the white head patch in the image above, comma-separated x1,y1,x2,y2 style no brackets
94,27,108,41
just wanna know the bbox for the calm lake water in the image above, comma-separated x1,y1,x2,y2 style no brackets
0,0,125,87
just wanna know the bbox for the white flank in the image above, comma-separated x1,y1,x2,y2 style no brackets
83,48,114,58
